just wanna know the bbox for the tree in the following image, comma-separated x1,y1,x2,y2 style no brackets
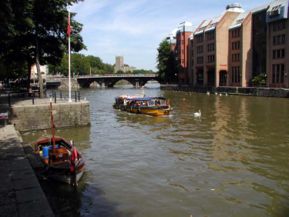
48,53,114,75
251,73,266,87
133,69,155,74
157,40,178,83
0,0,85,97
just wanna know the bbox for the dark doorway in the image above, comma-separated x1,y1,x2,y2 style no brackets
207,68,215,87
196,69,204,86
219,70,227,86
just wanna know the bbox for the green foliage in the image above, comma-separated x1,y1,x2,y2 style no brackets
0,60,28,80
133,69,155,74
157,39,178,83
48,53,114,76
0,0,85,81
251,73,266,86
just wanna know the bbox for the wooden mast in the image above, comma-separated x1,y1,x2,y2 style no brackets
50,102,56,149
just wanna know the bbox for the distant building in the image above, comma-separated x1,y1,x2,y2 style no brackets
193,4,244,87
114,56,135,73
31,64,48,82
188,34,194,85
252,5,268,84
266,0,289,88
228,11,252,87
166,29,177,51
169,1,289,88
175,21,194,84
114,56,124,73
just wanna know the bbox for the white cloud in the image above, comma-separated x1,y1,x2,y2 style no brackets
71,0,267,70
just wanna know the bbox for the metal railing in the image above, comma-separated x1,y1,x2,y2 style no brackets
0,90,82,107
77,74,158,78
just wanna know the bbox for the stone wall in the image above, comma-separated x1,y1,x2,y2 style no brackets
10,100,90,132
161,85,289,98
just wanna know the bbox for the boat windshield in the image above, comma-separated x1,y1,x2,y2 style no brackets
148,98,167,106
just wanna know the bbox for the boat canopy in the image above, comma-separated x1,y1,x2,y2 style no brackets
130,97,167,101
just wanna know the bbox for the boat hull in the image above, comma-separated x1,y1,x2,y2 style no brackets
139,107,171,116
45,169,84,185
127,106,171,116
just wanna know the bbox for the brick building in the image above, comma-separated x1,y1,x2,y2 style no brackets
266,0,289,88
169,1,289,89
192,4,244,87
175,21,194,84
228,11,252,87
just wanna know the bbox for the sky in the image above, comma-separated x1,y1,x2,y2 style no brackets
71,0,267,71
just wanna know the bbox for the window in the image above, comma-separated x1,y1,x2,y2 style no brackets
197,57,203,64
273,49,285,59
195,34,203,43
207,43,215,52
232,41,241,50
272,20,286,32
231,28,241,38
206,32,215,41
232,53,240,62
273,34,286,45
272,64,285,83
207,55,215,63
197,45,203,54
231,66,241,83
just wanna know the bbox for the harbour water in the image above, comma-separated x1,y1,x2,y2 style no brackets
22,88,289,217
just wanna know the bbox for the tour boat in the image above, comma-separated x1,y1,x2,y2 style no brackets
126,97,172,116
33,102,85,186
113,95,143,110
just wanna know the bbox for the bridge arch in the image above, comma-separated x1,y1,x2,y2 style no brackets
143,79,161,88
112,79,134,88
89,81,101,88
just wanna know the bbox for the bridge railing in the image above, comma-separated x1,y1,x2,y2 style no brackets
77,74,158,78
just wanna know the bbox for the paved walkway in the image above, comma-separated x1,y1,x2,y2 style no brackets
0,125,54,217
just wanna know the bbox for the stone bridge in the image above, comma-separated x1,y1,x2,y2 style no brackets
76,74,160,88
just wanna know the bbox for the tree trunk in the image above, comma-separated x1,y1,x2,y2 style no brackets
35,37,44,98
27,62,32,91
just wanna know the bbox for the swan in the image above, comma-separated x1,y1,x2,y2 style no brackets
193,109,201,118
206,91,210,95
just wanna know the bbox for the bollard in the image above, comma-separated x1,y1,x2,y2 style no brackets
78,91,80,101
32,92,35,105
54,92,57,103
74,91,77,102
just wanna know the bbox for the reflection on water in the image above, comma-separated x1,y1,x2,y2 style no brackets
22,88,289,217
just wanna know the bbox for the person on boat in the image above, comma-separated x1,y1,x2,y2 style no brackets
69,141,80,186
69,141,79,172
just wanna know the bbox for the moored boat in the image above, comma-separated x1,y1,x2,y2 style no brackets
33,136,85,185
33,102,85,186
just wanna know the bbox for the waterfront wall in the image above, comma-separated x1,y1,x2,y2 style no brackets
161,85,289,98
10,100,90,132
0,125,55,216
